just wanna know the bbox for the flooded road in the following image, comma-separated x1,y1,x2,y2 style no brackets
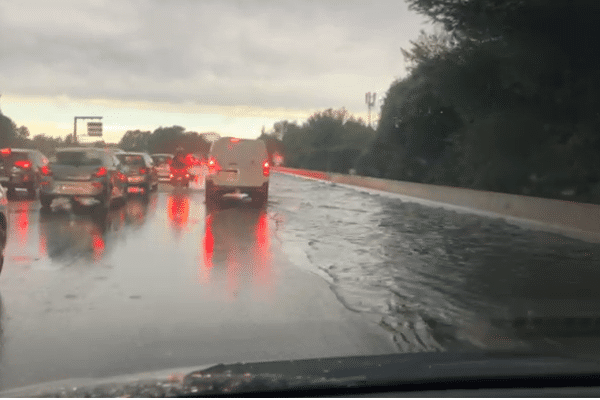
1,172,600,391
0,177,395,391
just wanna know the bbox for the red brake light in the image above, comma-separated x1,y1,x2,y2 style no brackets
263,160,270,177
208,157,221,173
93,167,107,178
1,148,11,156
139,167,148,174
15,160,31,169
230,138,240,143
41,165,52,176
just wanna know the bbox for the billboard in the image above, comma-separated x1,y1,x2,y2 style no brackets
87,122,103,137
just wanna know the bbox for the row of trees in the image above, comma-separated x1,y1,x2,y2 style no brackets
259,108,376,173
354,0,600,203
263,0,600,204
0,111,78,155
0,110,214,157
118,126,213,155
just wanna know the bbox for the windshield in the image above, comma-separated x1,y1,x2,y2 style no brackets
152,155,172,165
1,0,600,396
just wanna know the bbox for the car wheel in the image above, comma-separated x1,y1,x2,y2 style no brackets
96,188,111,210
26,182,38,200
40,194,53,211
205,181,219,210
251,183,269,208
6,187,16,200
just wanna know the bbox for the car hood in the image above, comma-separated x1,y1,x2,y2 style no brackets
2,351,600,397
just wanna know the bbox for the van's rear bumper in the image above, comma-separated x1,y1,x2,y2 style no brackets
206,172,268,189
206,179,268,193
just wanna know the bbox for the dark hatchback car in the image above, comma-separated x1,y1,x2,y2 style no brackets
39,147,127,211
0,148,49,199
116,152,158,194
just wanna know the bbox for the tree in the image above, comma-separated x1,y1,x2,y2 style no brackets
119,130,151,152
401,29,456,72
357,0,600,203
0,112,17,147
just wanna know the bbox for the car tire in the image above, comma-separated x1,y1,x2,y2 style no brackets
6,187,16,201
96,188,111,210
26,182,38,200
40,194,53,211
251,183,269,208
205,180,219,210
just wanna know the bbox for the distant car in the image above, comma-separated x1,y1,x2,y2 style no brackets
205,137,270,208
39,147,127,211
151,153,173,182
116,152,158,195
0,185,7,272
0,148,50,200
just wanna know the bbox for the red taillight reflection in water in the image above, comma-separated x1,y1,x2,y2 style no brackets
38,228,47,258
17,202,30,248
92,234,105,262
199,214,214,284
198,210,274,301
167,195,189,232
254,211,273,298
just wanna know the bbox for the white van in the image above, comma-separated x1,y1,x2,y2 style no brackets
205,137,269,208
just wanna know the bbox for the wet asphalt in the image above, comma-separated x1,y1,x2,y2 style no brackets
2,172,600,391
0,175,395,391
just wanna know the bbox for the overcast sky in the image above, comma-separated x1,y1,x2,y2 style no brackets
0,0,430,141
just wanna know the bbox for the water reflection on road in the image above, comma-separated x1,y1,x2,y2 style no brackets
0,179,399,392
2,195,157,269
36,197,154,263
200,200,274,301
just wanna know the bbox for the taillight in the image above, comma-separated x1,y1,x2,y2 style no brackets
139,167,148,175
93,167,107,178
230,138,240,143
208,157,221,173
40,165,52,176
14,160,32,169
1,148,11,156
263,160,270,177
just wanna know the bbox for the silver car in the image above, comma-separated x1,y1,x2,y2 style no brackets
151,153,173,182
39,147,127,211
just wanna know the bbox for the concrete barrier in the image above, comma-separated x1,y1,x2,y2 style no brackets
273,167,600,243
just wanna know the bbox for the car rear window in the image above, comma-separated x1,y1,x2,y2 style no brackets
117,154,145,166
55,151,103,167
1,151,30,163
152,155,171,164
210,139,267,160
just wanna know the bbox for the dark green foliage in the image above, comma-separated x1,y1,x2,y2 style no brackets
121,126,211,155
274,108,376,173
357,0,600,203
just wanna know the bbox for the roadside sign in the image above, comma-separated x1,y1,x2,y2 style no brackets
87,122,103,137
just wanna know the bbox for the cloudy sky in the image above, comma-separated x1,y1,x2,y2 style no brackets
0,0,430,142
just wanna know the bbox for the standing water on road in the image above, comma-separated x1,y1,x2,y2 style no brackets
271,173,600,354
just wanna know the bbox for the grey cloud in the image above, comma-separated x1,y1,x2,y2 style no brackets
0,0,429,112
